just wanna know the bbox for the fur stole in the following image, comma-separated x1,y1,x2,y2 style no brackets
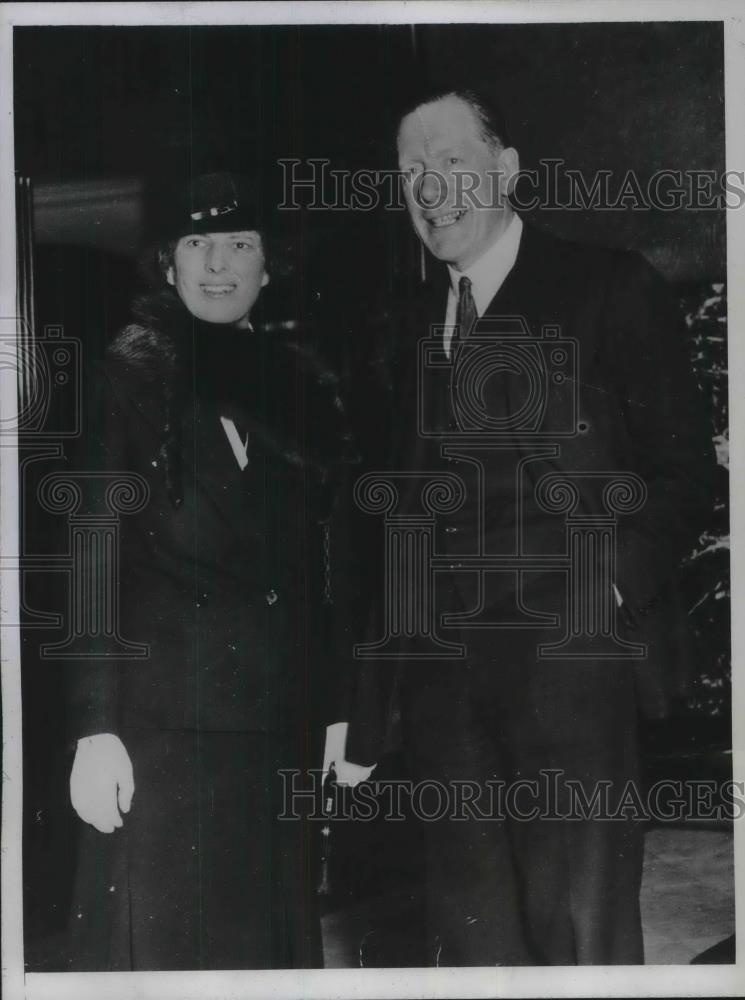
105,290,357,509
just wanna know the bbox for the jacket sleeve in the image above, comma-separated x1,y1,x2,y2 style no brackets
331,312,405,764
606,253,717,613
321,457,367,727
326,473,399,764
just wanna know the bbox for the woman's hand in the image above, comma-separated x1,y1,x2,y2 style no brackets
70,733,134,833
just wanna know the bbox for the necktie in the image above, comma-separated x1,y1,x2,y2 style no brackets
441,276,479,434
455,275,477,343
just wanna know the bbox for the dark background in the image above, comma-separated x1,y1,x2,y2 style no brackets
14,22,730,967
15,23,725,273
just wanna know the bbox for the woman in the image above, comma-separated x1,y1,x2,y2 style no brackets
66,172,354,970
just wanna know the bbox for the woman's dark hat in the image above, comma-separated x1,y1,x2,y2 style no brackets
155,171,268,241
138,169,297,288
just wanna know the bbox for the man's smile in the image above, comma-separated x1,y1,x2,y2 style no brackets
426,208,467,229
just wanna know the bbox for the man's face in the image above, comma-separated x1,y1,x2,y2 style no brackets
167,231,269,327
397,95,518,271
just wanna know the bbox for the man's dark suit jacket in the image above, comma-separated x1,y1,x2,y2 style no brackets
346,220,717,765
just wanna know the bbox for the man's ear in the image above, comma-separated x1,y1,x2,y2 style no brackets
166,266,175,287
499,146,520,198
261,270,270,288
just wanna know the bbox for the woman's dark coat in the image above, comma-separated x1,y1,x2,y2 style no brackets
66,290,357,970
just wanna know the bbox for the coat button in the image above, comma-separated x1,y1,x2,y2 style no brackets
265,589,278,606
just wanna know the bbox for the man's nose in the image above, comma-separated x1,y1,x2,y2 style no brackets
416,169,447,209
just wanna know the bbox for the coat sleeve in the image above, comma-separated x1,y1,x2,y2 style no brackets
64,359,138,744
605,253,717,614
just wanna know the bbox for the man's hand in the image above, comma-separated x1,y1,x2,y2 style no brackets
323,721,376,788
70,733,134,833
333,758,378,787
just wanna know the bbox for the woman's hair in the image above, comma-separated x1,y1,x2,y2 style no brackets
155,238,177,279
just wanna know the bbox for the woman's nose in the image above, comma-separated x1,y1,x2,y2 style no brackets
206,245,227,272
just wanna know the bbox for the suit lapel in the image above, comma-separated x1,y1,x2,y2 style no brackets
392,270,451,517
479,222,569,328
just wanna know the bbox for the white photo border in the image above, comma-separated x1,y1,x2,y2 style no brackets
1,3,743,999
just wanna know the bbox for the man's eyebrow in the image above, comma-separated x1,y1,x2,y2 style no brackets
409,144,461,159
399,144,458,162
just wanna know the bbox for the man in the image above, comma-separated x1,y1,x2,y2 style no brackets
66,172,354,969
331,87,715,965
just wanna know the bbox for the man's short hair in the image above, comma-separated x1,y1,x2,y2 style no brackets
397,84,511,150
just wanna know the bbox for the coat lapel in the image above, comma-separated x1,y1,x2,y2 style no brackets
178,395,255,535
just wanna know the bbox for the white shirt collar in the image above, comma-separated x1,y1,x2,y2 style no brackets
447,213,523,317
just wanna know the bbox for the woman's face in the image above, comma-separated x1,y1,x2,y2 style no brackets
167,230,269,327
